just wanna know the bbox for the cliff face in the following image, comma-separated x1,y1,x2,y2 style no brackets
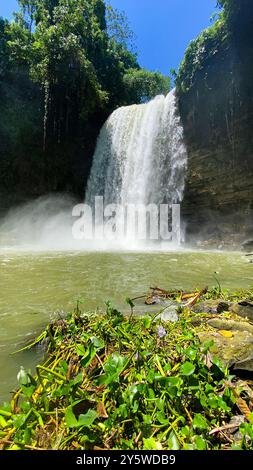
179,40,253,248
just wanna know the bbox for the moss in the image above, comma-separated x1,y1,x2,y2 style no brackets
176,16,228,94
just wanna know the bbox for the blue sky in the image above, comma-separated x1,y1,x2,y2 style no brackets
0,0,218,73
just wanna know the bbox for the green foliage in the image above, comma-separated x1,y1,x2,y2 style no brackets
123,68,171,103
176,0,253,94
1,291,253,450
0,0,169,196
217,0,253,37
176,17,227,93
106,5,136,53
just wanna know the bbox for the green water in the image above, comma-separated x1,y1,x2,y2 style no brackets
0,249,252,402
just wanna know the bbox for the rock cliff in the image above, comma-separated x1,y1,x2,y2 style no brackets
179,5,253,248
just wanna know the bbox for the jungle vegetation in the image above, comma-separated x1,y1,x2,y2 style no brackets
0,0,170,198
176,0,253,94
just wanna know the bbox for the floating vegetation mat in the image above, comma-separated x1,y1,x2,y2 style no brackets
0,289,253,450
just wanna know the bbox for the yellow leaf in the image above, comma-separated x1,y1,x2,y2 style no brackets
219,330,234,338
236,397,251,421
97,401,108,419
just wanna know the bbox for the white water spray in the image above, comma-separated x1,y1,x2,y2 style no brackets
86,89,187,209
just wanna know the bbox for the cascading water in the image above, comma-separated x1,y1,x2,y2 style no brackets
86,89,187,207
85,88,188,247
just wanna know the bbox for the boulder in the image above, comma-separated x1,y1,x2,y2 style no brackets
229,301,253,321
193,300,231,315
197,316,253,371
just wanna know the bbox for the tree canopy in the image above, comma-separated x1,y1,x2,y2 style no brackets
176,0,253,93
0,0,170,196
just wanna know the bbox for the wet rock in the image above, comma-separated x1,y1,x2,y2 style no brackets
242,239,253,252
193,300,231,315
198,329,253,371
207,318,253,335
160,306,179,323
136,298,179,322
230,301,253,321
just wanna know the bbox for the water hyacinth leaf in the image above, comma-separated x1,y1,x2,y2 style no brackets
17,367,30,386
143,437,163,450
98,353,128,385
143,414,152,425
211,357,227,374
168,430,180,450
167,376,183,387
78,409,98,427
193,413,209,431
80,345,96,368
90,336,105,349
21,385,36,399
184,347,197,361
194,435,207,450
180,361,195,376
207,394,219,409
118,403,128,419
201,339,214,354
75,344,86,357
157,411,169,425
65,407,78,428
0,416,7,429
65,406,97,428
144,317,151,329
167,386,178,398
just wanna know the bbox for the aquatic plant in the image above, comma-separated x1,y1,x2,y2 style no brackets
0,293,253,450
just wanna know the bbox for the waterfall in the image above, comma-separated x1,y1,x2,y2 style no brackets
85,89,187,246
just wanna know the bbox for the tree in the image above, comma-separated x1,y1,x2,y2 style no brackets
123,69,171,103
0,18,9,77
0,0,171,196
106,5,136,53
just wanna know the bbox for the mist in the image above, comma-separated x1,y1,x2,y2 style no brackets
0,194,186,253
0,195,79,252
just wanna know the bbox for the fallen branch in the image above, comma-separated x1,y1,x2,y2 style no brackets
209,423,240,436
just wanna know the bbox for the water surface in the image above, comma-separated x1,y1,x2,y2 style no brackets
0,250,252,402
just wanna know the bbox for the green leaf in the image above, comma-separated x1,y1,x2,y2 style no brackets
201,339,214,354
144,317,151,329
21,385,36,399
0,416,8,429
168,430,180,450
194,435,207,450
65,407,97,428
207,394,219,409
78,409,98,427
193,413,209,431
180,361,195,376
17,367,31,386
65,407,78,428
90,336,104,349
98,353,128,385
143,437,163,450
80,345,96,368
157,411,169,425
184,347,197,361
75,344,86,357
